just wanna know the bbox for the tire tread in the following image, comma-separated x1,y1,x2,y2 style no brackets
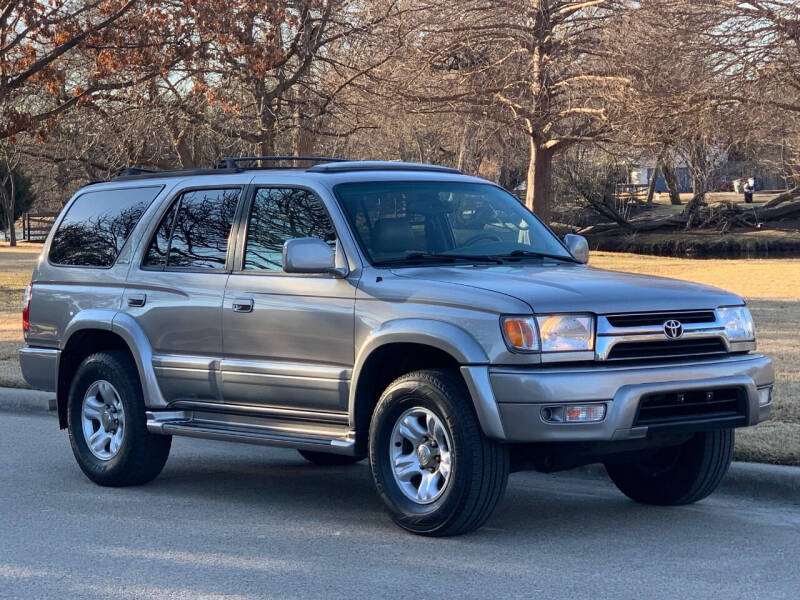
369,368,508,536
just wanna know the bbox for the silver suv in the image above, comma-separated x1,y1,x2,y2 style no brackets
19,158,774,536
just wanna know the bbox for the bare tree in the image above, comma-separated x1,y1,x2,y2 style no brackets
0,141,20,244
381,0,628,222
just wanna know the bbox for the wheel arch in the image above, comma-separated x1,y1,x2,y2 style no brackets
349,319,490,447
56,311,165,428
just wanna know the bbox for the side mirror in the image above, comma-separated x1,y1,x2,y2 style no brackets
282,238,347,276
564,234,589,264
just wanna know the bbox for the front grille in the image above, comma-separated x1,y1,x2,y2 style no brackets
607,338,726,360
605,311,716,328
635,387,745,426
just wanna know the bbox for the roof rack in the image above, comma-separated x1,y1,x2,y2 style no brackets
215,156,348,169
307,161,461,174
109,157,461,181
112,166,240,181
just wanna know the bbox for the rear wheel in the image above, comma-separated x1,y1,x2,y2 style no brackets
605,429,734,505
297,450,364,466
369,369,509,536
67,351,171,487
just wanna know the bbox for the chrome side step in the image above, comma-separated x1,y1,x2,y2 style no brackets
146,410,357,455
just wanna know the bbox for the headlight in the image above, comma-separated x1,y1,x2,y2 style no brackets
501,314,595,353
717,306,755,341
536,314,594,352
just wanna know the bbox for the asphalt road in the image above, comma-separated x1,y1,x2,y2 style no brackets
2,412,799,600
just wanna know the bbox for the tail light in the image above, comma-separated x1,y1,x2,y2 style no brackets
22,283,32,333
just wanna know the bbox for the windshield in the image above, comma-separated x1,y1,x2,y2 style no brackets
334,181,573,265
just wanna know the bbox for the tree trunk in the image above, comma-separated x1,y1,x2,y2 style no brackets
763,185,800,208
9,170,15,246
692,172,707,198
258,98,277,157
292,82,315,159
260,129,276,157
645,160,661,204
661,161,682,205
1,172,16,246
292,108,315,158
525,139,554,224
457,122,478,175
172,125,198,168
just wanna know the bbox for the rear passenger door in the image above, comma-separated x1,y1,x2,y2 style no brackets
221,186,356,414
124,186,242,404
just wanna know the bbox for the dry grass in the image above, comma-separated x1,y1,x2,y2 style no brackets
1,244,797,463
0,243,40,388
590,252,800,465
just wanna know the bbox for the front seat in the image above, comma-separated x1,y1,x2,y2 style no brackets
371,217,425,255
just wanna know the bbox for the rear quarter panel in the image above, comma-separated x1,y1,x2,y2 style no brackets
27,182,179,348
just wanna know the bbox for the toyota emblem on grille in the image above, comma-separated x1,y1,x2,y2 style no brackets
663,320,683,339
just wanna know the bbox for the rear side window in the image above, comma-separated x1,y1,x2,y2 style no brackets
143,188,240,270
243,187,336,272
49,186,162,267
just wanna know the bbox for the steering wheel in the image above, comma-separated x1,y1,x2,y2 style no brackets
461,233,502,247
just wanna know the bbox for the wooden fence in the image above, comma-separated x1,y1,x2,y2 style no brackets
21,212,58,242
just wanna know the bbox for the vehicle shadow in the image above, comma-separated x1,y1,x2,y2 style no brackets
140,443,774,542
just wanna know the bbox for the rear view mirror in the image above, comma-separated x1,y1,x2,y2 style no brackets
564,234,589,264
282,238,347,276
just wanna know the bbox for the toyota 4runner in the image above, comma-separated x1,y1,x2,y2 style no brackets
19,157,775,536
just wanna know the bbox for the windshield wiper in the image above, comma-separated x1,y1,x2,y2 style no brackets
497,250,577,263
374,252,504,266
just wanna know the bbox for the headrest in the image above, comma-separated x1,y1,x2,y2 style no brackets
371,217,422,254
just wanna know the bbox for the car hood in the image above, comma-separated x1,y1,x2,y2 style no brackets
390,263,743,314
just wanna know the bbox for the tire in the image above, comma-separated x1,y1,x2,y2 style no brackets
368,369,509,536
298,450,364,466
67,350,172,487
605,429,734,506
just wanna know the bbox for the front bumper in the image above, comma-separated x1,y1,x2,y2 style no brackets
461,353,774,442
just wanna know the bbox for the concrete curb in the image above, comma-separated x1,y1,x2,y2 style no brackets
2,386,798,499
0,387,56,414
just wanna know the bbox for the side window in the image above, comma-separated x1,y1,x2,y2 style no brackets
49,186,162,267
143,188,239,271
142,200,179,269
243,188,336,272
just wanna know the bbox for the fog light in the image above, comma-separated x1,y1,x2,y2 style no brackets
757,387,773,407
565,404,606,423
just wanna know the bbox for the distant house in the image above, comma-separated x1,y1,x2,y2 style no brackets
629,162,693,193
630,155,786,193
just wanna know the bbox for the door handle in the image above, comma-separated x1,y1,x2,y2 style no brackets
127,293,146,308
232,298,254,313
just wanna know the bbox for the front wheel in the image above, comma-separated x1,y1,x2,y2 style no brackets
369,369,509,536
605,429,734,505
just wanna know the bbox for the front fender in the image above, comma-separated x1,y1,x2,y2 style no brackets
349,318,495,431
356,318,490,369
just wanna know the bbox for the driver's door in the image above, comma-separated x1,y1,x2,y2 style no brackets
220,186,357,413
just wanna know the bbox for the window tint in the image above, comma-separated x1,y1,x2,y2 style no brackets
49,186,162,267
244,188,336,271
143,188,239,270
142,200,179,269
